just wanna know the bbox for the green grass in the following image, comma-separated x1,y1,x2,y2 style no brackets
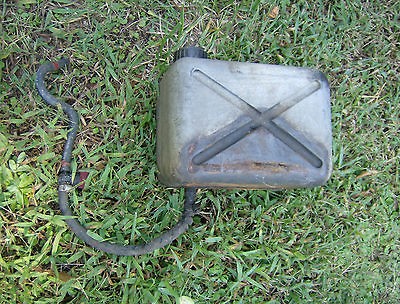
0,0,399,303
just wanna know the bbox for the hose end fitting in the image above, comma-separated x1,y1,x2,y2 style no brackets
58,57,70,68
52,58,70,71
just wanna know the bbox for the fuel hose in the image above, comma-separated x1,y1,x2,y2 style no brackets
35,58,198,256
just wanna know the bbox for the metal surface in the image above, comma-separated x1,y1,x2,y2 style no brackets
157,57,332,189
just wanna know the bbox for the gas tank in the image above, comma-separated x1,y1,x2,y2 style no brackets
157,47,332,189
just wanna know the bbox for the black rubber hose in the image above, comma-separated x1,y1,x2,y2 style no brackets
35,58,198,256
35,58,78,164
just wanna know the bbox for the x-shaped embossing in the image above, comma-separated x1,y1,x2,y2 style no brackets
191,69,323,168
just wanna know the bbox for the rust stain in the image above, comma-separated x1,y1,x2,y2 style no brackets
199,161,295,172
188,143,196,154
183,182,283,190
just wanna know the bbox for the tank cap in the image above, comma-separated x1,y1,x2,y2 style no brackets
174,46,208,62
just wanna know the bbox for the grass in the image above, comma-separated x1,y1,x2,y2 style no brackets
0,0,399,303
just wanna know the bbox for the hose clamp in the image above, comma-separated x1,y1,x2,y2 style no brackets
58,184,72,192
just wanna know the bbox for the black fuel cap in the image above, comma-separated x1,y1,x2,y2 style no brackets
174,46,208,62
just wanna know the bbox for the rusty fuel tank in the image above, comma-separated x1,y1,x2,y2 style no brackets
157,47,332,190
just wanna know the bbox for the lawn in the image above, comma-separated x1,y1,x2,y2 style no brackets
0,0,399,303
